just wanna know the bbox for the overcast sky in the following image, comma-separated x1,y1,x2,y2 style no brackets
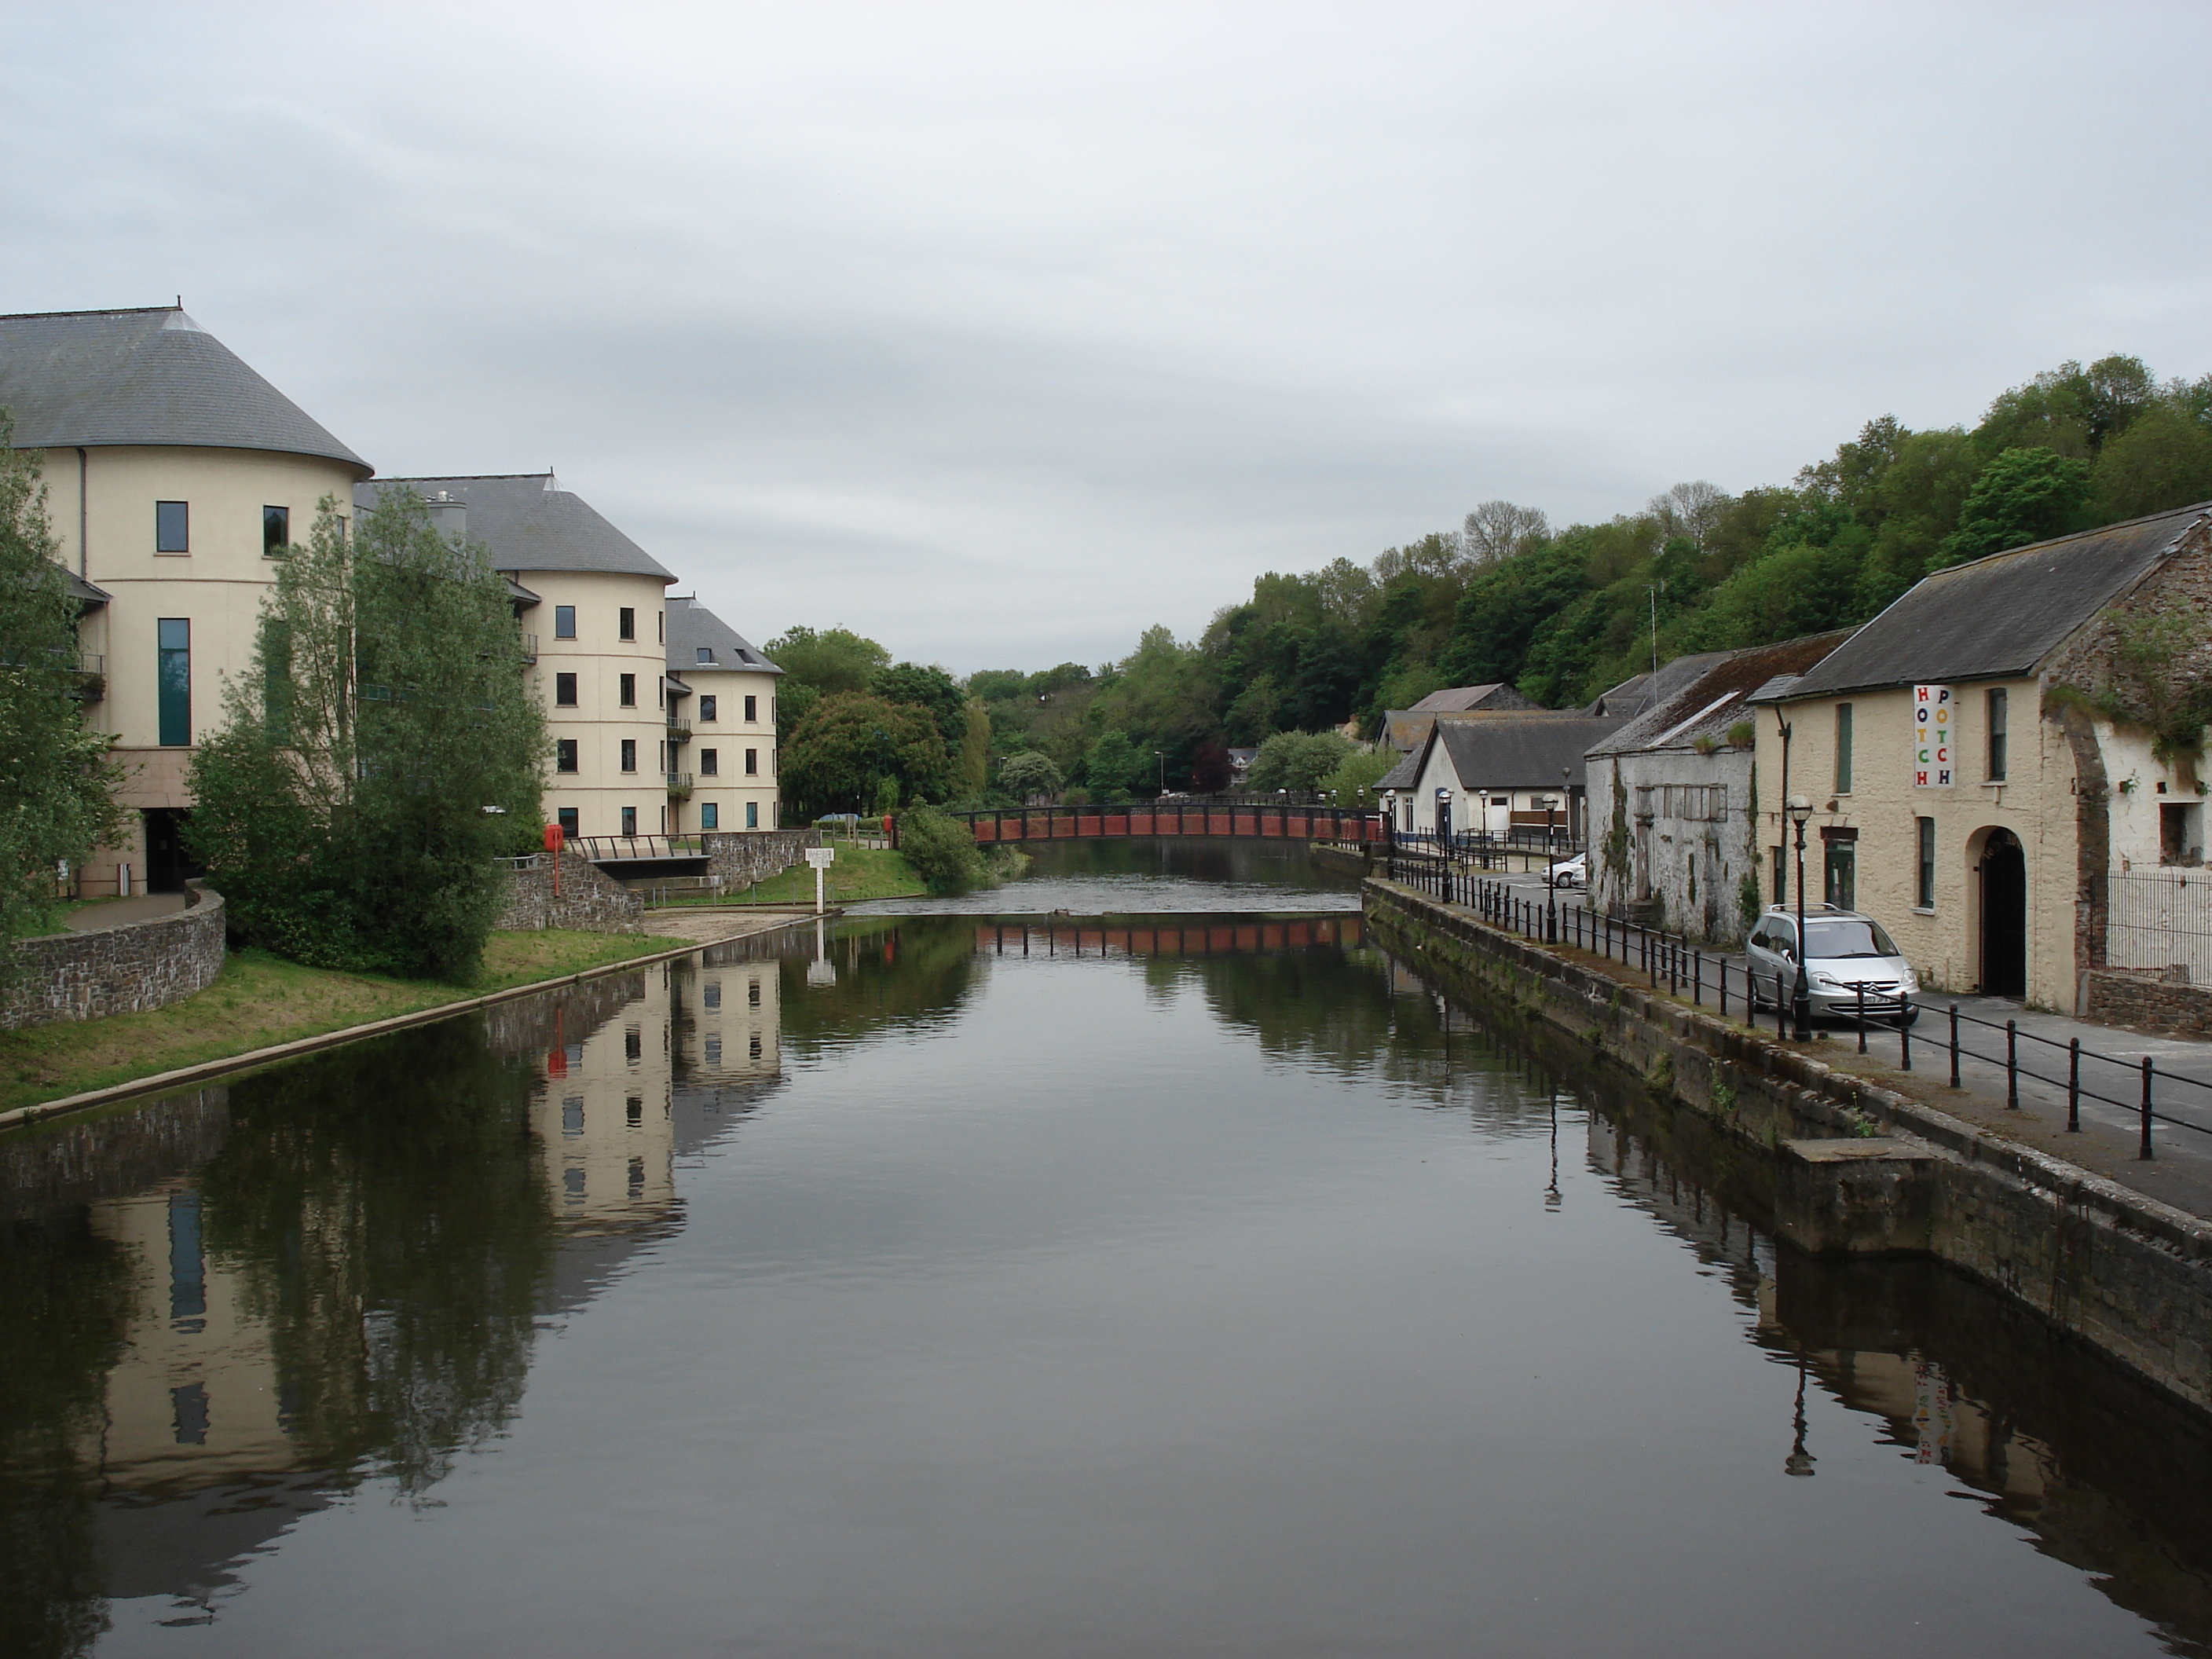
5,2,2208,672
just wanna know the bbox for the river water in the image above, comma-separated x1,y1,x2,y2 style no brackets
5,840,2211,1657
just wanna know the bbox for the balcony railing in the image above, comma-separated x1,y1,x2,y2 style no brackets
665,771,694,798
665,716,691,740
518,632,538,665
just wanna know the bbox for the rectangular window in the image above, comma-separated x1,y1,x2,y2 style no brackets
558,807,579,837
745,800,758,829
555,738,579,773
1987,688,2008,781
657,611,664,643
619,673,636,707
555,672,578,706
701,802,719,830
1834,703,1853,794
697,646,713,665
154,500,189,553
1917,816,1936,908
1772,845,1786,906
262,504,290,555
620,739,637,773
699,694,717,722
619,607,636,641
744,694,757,723
745,747,758,775
157,618,190,745
699,748,718,776
555,605,576,639
621,806,637,837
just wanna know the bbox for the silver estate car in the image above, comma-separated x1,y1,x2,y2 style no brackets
1745,904,1921,1025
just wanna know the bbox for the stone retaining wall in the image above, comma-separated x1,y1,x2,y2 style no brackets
495,852,643,933
2,886,229,1031
2085,969,2212,1035
701,829,817,888
1364,876,2212,1414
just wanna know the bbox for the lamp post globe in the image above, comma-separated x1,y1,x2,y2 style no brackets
1787,793,1814,1039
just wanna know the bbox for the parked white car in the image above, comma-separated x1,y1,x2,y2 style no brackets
1548,852,1587,890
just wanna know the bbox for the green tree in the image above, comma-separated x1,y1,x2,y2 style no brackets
781,691,949,816
0,417,122,946
1938,445,2095,567
1245,729,1353,793
188,496,546,980
872,661,966,750
998,749,1063,800
1317,745,1397,809
2093,401,2212,521
1082,728,1150,799
893,803,987,892
763,625,890,738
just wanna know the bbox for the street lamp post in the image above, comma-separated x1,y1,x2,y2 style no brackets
1544,793,1558,943
1788,793,1814,1039
1477,791,1490,869
1155,751,1165,797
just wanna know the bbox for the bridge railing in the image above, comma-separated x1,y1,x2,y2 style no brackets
569,833,709,862
956,802,1386,845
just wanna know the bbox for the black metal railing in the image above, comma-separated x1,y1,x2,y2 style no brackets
1379,847,2212,1159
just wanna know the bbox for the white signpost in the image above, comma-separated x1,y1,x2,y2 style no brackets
1914,684,1954,788
804,844,837,915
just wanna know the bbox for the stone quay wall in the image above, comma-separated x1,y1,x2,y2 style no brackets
701,829,817,889
1364,876,2212,1415
2085,969,2212,1035
496,852,644,934
2,885,228,1031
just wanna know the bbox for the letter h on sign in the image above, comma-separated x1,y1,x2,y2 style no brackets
1914,685,1953,788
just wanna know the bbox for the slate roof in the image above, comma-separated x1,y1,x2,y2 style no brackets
1783,504,2212,701
1408,683,1534,713
1588,632,1853,758
1382,712,1628,793
1378,696,1550,753
1584,652,1727,719
665,595,782,676
0,306,369,471
358,474,676,582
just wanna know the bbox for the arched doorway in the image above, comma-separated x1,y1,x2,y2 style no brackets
1979,827,2027,997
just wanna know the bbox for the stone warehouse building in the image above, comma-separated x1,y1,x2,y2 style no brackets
0,305,782,891
1583,632,1851,944
1754,503,2212,1012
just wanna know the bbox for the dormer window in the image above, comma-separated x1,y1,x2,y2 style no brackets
697,647,713,664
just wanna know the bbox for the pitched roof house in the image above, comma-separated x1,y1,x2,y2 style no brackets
1754,502,2212,1011
1379,712,1625,843
1373,683,1537,753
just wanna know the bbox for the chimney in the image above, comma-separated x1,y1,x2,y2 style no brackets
423,490,467,544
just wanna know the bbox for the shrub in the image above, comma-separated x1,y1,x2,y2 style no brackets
895,804,987,893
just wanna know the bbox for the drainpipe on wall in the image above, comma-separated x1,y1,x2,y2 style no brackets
75,447,88,577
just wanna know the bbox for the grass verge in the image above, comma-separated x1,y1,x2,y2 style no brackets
0,928,690,1115
663,844,929,906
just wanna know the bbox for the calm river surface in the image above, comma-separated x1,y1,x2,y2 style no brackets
5,841,2212,1657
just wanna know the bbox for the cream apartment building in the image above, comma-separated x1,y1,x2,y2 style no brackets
0,306,375,893
1753,503,2212,1010
665,595,782,833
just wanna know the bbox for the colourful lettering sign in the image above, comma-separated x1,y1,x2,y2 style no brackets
1913,684,1953,787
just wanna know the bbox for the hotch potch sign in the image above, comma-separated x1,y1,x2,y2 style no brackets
1914,684,1954,787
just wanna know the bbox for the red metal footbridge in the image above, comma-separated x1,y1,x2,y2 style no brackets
955,801,1386,845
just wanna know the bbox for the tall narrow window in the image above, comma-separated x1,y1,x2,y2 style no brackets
619,607,636,641
619,673,636,707
262,504,290,555
555,738,579,773
657,611,664,643
157,619,191,745
745,747,758,775
1917,816,1936,908
620,739,637,773
155,500,189,553
1987,688,2008,781
557,806,579,837
621,806,638,836
1834,702,1853,794
744,694,757,723
699,748,718,776
745,800,758,829
700,695,717,722
555,605,576,639
701,802,719,830
555,672,577,706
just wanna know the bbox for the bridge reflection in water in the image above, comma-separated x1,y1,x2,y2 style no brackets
959,802,1383,845
972,914,1364,958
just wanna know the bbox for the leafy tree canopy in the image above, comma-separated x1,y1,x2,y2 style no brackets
1245,729,1353,793
781,691,950,817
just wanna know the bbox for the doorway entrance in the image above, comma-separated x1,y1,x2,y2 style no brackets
143,808,203,894
1434,794,1451,843
1979,827,2026,997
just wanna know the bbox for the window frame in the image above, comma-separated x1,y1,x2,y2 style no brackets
621,806,638,837
699,748,718,777
699,694,717,723
1987,687,2009,782
555,738,579,774
554,605,577,640
618,607,636,642
557,807,579,837
619,673,636,708
155,500,189,555
262,504,290,557
157,618,191,746
1834,702,1854,795
745,800,759,829
619,738,638,774
700,801,719,830
745,747,758,775
1917,815,1936,909
554,672,578,707
744,694,757,723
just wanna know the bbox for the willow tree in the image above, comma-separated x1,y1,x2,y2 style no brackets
189,493,545,980
0,416,120,948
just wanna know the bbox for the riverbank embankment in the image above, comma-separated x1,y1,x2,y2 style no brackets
1364,875,2212,1413
0,909,819,1131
